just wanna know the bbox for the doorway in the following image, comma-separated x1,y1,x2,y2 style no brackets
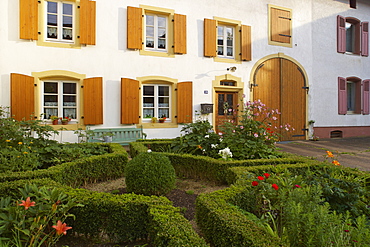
215,91,238,134
252,57,307,140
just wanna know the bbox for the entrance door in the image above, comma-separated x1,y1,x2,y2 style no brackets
215,92,238,134
253,58,307,140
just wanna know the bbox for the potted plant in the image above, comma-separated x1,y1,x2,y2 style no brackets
50,116,59,125
151,117,157,123
60,117,71,125
158,117,166,123
101,132,114,142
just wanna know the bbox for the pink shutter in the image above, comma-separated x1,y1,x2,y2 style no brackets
361,22,369,57
363,80,370,115
338,77,347,115
337,15,346,53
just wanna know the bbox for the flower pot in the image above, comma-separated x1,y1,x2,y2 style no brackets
52,119,59,125
62,121,68,125
159,119,165,123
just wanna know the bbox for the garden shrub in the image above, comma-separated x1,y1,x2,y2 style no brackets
125,152,176,196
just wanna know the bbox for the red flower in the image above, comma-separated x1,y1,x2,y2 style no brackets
252,181,259,186
344,230,350,232
272,184,279,190
263,173,270,178
19,197,36,210
52,220,72,235
257,176,264,181
294,184,301,188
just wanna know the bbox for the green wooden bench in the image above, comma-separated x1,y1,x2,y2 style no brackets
88,127,147,146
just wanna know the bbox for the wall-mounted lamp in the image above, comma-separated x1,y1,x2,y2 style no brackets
227,66,237,72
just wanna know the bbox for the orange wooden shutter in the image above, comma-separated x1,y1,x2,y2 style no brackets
204,19,216,57
80,0,96,45
83,77,103,125
19,0,38,40
11,73,35,121
241,25,251,61
127,6,143,50
121,78,140,124
177,81,192,123
271,7,291,44
174,13,187,54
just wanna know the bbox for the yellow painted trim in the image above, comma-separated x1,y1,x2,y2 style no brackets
249,53,309,138
37,0,81,49
212,17,242,63
137,76,179,128
32,70,86,128
268,4,293,48
139,5,175,57
212,74,244,129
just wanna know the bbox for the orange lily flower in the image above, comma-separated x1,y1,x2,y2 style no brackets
332,160,340,166
19,197,36,210
326,151,334,158
52,220,72,235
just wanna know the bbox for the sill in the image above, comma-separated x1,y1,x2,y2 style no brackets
268,40,292,48
45,123,84,130
141,122,178,129
214,57,241,64
139,49,175,58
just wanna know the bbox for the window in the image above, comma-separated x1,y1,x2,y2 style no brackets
145,14,167,51
217,25,234,58
127,5,187,56
338,77,370,115
268,5,292,47
19,0,96,47
337,16,368,56
42,81,77,120
204,17,251,62
46,1,74,42
143,85,171,121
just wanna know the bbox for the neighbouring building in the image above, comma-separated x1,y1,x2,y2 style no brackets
0,0,369,142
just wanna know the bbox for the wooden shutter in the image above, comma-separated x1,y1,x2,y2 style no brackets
19,0,38,40
350,0,357,9
177,81,192,123
363,80,370,115
271,7,291,44
337,15,346,53
174,13,187,54
121,78,140,124
204,19,216,57
127,6,142,50
83,77,103,125
241,25,251,61
80,0,96,45
11,73,35,120
338,77,347,115
361,22,369,57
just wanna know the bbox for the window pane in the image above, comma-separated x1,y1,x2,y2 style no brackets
47,1,57,13
63,83,76,94
63,16,73,28
159,86,169,96
63,96,76,106
217,46,223,55
146,15,154,25
158,108,169,118
63,108,76,119
158,97,169,107
227,27,233,38
44,82,58,93
143,86,154,96
158,39,166,49
143,109,154,118
47,14,57,26
45,109,58,119
346,23,354,52
218,26,224,35
63,3,72,15
146,26,154,37
217,37,224,46
47,27,58,39
218,94,225,115
63,29,72,40
143,97,154,107
158,17,166,28
227,47,233,56
44,95,58,106
158,28,166,38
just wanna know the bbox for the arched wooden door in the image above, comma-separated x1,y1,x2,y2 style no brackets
253,58,307,140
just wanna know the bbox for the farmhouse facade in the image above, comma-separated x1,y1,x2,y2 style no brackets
1,0,369,142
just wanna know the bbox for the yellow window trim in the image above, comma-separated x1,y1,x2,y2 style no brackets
213,16,242,63
268,4,293,48
37,0,81,49
139,5,175,57
137,75,178,128
32,70,86,128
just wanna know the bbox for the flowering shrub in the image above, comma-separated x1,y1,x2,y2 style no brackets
220,99,293,159
236,172,370,246
0,184,81,246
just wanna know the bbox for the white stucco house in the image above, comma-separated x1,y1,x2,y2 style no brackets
0,0,369,142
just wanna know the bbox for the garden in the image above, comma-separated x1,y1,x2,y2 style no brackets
0,100,369,247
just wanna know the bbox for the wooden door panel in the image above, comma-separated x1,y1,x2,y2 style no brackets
215,92,238,134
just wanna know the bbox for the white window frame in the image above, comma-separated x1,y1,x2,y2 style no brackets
142,84,171,122
41,80,78,123
217,25,235,59
45,1,75,43
144,14,168,52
